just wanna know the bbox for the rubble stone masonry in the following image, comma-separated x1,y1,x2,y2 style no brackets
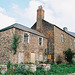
0,28,15,64
54,26,75,62
0,28,47,64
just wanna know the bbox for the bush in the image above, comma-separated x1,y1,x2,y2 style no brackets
35,60,38,65
14,66,25,74
63,48,75,64
5,61,14,75
34,69,47,75
0,68,2,74
14,64,18,68
4,61,75,75
7,61,12,70
26,62,34,64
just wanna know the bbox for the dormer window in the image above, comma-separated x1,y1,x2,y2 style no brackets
39,37,43,46
24,33,29,43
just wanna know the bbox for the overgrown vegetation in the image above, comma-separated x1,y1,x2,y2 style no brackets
0,68,2,74
26,62,34,64
49,62,75,75
7,61,11,70
11,33,21,55
0,61,75,75
63,48,75,64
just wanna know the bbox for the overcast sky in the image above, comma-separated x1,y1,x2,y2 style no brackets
0,0,75,32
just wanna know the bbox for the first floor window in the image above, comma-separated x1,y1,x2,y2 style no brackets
39,37,43,46
24,33,28,43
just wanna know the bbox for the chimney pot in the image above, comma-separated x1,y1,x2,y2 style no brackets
63,27,68,32
38,5,42,9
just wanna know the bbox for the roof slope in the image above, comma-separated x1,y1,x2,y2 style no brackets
68,31,75,37
31,19,75,38
43,20,75,38
0,23,46,38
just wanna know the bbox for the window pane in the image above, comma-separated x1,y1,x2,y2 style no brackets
61,34,64,42
24,33,28,43
70,38,72,46
39,37,42,46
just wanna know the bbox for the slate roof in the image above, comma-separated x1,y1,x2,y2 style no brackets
43,20,75,38
0,23,46,38
68,31,75,37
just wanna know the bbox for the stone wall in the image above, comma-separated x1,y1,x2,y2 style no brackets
31,20,54,62
42,20,54,62
54,26,75,62
14,28,47,64
0,28,15,64
0,27,47,64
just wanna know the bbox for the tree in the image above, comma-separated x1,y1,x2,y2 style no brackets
63,48,75,64
11,33,21,55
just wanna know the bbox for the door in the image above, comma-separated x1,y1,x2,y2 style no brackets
18,52,24,63
31,53,35,63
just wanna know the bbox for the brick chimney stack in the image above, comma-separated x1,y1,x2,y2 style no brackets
36,5,44,32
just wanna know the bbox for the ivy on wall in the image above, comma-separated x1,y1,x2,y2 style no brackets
11,33,21,55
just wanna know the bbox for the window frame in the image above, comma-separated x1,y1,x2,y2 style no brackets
24,32,29,43
61,34,64,43
70,38,72,46
39,37,43,46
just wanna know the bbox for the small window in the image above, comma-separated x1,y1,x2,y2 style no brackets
24,33,28,43
70,38,72,46
61,34,64,42
74,39,75,48
39,37,43,46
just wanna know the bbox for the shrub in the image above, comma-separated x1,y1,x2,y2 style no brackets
63,48,75,64
35,60,38,65
19,62,24,65
34,69,47,75
0,68,2,74
14,66,25,74
6,61,14,75
14,64,18,68
7,61,11,70
26,62,34,64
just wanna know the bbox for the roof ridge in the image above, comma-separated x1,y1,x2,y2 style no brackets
42,19,75,38
0,23,46,38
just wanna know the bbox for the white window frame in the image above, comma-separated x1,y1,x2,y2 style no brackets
39,37,43,46
61,34,64,42
24,32,29,43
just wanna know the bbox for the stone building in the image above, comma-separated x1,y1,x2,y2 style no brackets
0,5,75,64
0,24,47,64
31,5,75,62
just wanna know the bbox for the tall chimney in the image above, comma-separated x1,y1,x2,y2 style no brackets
36,5,44,32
